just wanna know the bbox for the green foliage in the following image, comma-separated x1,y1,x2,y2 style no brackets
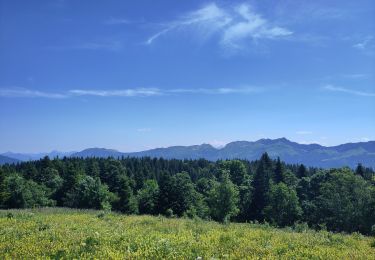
208,171,239,222
0,154,374,235
114,174,138,214
0,209,374,259
265,182,302,226
297,164,308,178
250,153,273,220
64,176,114,210
0,173,54,208
137,179,159,215
219,160,248,186
313,168,375,234
274,157,284,183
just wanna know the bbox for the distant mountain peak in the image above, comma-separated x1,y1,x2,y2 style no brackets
2,138,374,168
0,155,20,164
197,143,216,149
257,137,291,144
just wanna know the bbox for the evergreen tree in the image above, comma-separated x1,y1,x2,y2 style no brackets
297,164,308,178
250,153,273,221
157,172,175,215
171,172,197,217
355,163,365,178
115,174,138,214
274,157,283,183
0,155,374,234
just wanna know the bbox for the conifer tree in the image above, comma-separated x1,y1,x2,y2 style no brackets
274,157,284,183
250,153,273,220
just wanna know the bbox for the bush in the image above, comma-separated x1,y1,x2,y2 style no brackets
165,208,174,218
293,222,310,233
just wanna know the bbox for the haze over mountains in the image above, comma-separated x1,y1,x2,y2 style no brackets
0,155,21,165
1,138,374,168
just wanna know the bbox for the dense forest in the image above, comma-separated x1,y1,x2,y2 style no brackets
0,154,374,235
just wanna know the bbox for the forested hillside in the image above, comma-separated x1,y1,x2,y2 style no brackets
0,154,374,235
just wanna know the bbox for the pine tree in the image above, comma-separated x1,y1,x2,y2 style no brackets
250,153,273,221
115,174,138,214
355,163,365,178
297,164,307,178
274,157,284,183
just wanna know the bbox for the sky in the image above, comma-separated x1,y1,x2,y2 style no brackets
0,0,374,153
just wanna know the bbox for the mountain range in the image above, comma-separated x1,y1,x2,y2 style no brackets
0,155,21,165
1,138,374,168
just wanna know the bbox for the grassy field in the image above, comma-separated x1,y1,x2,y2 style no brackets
0,208,374,259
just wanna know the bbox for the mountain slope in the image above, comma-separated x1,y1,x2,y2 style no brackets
4,138,375,168
71,148,123,158
124,138,375,168
2,151,74,161
0,155,20,165
129,144,219,160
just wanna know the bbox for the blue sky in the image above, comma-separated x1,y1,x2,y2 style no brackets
0,0,374,153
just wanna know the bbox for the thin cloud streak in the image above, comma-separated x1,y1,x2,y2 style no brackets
146,2,292,50
0,87,264,99
104,17,132,25
168,87,262,94
137,128,152,133
69,88,162,97
324,85,375,97
71,87,262,97
146,3,231,45
0,88,67,99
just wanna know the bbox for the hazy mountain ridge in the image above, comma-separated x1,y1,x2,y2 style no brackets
2,151,75,162
71,148,123,158
0,155,20,165
2,138,374,168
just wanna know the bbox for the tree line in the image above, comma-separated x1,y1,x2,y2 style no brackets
0,154,374,234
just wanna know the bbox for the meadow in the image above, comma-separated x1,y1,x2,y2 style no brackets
0,208,374,259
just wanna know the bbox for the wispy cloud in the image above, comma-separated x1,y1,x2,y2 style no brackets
221,4,292,49
146,2,292,50
353,36,374,55
0,88,67,99
353,36,373,50
0,87,263,99
71,87,262,97
296,131,313,135
146,3,231,45
341,73,369,79
69,88,162,97
168,86,262,95
137,128,152,133
324,85,375,97
104,17,132,25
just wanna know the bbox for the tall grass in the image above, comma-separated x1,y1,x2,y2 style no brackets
0,208,374,259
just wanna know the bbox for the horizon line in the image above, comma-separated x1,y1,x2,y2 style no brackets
1,137,373,155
